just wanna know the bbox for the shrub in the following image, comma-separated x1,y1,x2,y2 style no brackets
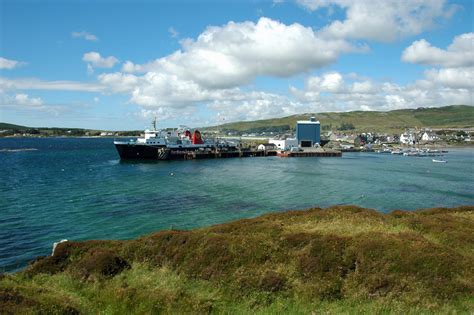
75,248,130,278
259,271,287,292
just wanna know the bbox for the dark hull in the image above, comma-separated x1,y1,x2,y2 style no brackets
114,143,273,160
115,143,168,159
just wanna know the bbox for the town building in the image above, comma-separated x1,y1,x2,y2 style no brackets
421,132,438,142
296,117,320,147
399,132,415,144
269,138,298,150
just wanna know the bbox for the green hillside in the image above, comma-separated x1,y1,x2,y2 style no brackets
0,123,29,130
0,123,141,137
209,105,474,133
1,205,473,314
2,105,473,136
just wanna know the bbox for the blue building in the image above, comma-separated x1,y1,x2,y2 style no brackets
296,117,320,147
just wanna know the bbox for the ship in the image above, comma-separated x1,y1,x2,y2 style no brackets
113,118,238,160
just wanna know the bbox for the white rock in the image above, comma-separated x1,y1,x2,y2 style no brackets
52,239,68,256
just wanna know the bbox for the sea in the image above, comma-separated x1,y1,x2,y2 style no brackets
1,137,473,272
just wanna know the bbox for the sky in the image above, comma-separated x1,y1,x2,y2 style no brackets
0,0,473,130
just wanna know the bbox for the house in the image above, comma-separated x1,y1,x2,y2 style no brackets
399,133,415,144
329,132,349,142
421,132,438,142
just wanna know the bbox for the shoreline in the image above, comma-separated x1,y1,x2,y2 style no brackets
1,135,473,149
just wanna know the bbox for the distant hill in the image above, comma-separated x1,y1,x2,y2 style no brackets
0,123,29,130
2,105,473,136
208,105,474,133
0,123,141,137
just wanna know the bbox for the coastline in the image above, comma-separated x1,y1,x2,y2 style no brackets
2,134,473,148
1,205,473,314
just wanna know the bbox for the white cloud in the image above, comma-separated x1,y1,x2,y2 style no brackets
401,33,474,93
2,17,470,124
208,91,305,122
0,90,79,117
298,0,456,42
14,93,43,106
307,72,345,93
168,27,179,38
0,77,104,92
97,28,473,122
97,72,139,93
402,33,474,67
0,92,43,107
99,71,244,107
71,31,99,42
424,67,474,89
121,17,360,88
290,70,473,113
352,81,376,94
97,69,310,122
83,52,118,68
0,57,26,70
136,106,200,123
121,61,143,73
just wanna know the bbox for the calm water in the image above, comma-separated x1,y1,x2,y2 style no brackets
1,137,473,271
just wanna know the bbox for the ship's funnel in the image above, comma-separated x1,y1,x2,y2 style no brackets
192,130,204,144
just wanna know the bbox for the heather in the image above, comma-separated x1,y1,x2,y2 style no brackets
1,205,473,314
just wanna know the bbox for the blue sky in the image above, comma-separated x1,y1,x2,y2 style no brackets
0,0,472,130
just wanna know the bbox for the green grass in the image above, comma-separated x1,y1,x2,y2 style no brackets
1,205,473,314
207,105,474,133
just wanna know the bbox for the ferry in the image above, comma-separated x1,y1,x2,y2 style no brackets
114,119,237,160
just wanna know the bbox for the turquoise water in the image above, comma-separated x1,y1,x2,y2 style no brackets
1,137,473,271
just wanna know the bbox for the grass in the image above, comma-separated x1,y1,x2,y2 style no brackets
1,205,473,314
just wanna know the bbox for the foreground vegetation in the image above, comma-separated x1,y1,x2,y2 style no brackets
1,205,473,314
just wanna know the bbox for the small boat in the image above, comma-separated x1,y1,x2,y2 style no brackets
432,159,447,163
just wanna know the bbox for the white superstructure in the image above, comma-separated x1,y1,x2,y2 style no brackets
269,138,298,150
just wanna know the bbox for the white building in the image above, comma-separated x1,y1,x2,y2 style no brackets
269,138,298,150
329,133,349,142
421,132,437,141
400,133,415,144
257,143,277,151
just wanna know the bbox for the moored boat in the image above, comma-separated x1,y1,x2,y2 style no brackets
114,119,237,160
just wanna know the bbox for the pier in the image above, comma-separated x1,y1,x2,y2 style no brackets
277,150,342,158
167,148,278,160
165,148,340,160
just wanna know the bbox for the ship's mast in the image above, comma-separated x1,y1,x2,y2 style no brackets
152,116,157,131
